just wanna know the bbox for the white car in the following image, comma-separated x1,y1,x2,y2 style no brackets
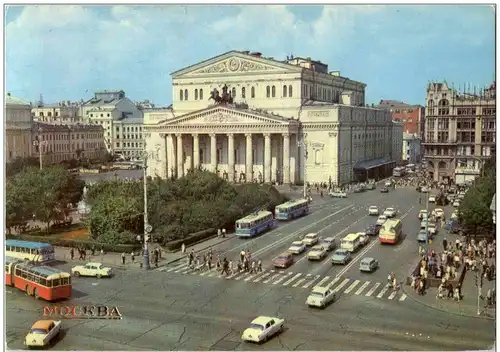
385,181,392,187
321,237,337,251
418,210,428,220
376,215,387,225
288,241,306,254
302,233,319,246
72,262,113,278
428,195,436,203
24,320,61,347
383,207,397,218
433,208,444,219
307,245,327,261
453,200,460,207
356,232,370,246
306,286,336,308
241,316,284,343
329,191,347,198
368,206,379,216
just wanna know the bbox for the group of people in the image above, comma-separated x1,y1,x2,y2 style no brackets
186,248,263,276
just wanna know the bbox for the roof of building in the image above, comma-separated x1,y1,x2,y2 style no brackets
84,97,125,108
114,117,144,124
6,93,31,107
34,122,104,132
6,240,52,249
95,89,125,94
353,156,393,170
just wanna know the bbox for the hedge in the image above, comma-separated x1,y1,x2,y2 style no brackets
6,234,142,253
164,228,216,251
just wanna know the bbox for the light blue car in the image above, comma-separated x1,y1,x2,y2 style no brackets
331,249,351,265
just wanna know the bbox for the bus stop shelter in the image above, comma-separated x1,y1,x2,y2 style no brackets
353,157,396,182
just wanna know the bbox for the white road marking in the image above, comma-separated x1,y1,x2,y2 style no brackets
388,290,398,300
376,283,391,298
355,281,370,295
235,272,251,281
315,276,331,287
399,293,407,301
344,280,360,294
179,267,193,274
292,278,307,287
173,264,189,273
332,278,350,293
365,282,381,296
200,268,216,277
225,270,240,279
283,273,302,286
245,270,266,282
91,283,98,286
325,277,340,289
206,270,219,277
256,271,274,283
273,272,294,285
302,275,321,289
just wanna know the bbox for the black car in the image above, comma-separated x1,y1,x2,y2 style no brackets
365,224,381,236
380,187,389,193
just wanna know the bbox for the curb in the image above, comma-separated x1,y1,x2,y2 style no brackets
159,235,236,267
401,285,495,320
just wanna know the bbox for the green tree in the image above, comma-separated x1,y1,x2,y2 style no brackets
6,156,40,178
458,155,496,236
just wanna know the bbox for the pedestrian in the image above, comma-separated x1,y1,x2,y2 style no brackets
91,245,96,256
131,251,135,263
70,248,74,260
222,228,226,238
121,252,126,265
181,243,186,254
240,250,245,263
443,238,448,251
218,229,222,238
188,250,195,267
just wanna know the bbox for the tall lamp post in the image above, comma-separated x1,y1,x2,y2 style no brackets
33,139,48,170
424,190,429,253
297,135,309,199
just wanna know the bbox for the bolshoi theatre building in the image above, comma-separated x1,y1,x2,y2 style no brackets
144,50,403,186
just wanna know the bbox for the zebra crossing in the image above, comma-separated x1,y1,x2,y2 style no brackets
159,262,408,301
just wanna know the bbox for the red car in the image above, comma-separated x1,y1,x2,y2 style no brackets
272,252,294,268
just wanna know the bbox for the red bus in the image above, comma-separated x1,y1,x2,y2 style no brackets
5,257,72,301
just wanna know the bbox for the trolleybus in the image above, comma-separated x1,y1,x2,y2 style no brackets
275,199,309,220
5,240,55,262
235,210,274,238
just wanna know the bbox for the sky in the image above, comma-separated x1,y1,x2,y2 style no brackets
5,4,496,106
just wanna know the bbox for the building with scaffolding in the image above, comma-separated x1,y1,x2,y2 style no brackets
423,81,496,184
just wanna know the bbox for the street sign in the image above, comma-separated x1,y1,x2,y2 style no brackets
145,225,153,233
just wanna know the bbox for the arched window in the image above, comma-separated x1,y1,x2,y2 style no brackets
437,99,449,116
195,89,198,100
184,89,188,101
251,87,255,98
242,87,246,98
289,85,293,98
232,87,236,98
283,85,287,97
180,89,184,101
266,86,270,98
271,86,276,98
200,89,204,100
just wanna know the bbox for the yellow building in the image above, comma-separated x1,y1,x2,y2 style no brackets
5,93,33,162
32,122,106,166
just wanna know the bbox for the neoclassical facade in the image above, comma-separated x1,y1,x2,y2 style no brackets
6,93,33,162
144,51,401,185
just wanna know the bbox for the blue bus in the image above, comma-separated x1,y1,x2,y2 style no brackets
5,240,55,262
235,211,274,238
275,199,309,220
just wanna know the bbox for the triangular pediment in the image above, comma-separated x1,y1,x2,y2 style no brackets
164,106,292,126
171,51,300,78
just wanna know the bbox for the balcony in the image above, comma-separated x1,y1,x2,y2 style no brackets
421,139,457,145
423,154,455,159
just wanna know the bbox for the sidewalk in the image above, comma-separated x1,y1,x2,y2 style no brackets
53,233,236,271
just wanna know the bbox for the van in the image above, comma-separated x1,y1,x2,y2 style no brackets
340,233,362,252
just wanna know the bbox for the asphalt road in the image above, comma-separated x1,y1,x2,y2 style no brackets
6,266,495,350
6,186,494,350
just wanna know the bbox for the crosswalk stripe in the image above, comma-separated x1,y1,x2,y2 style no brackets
333,278,350,293
326,277,341,288
174,265,189,273
399,293,407,301
273,272,293,285
344,280,360,294
253,271,273,283
292,277,307,287
315,276,331,287
355,281,370,295
199,268,215,276
179,267,193,274
206,270,219,277
365,282,380,296
302,275,321,289
235,272,251,281
225,270,240,279
376,283,391,298
169,263,187,273
387,290,398,300
245,270,266,282
263,273,282,284
283,273,302,286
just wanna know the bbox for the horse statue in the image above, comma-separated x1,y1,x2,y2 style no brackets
208,85,233,105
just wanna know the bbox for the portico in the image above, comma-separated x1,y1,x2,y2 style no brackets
149,106,300,184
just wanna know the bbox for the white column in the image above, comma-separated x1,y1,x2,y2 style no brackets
166,134,175,178
193,134,200,169
264,133,272,183
283,132,290,184
210,133,217,172
176,133,183,177
245,133,253,182
228,133,235,182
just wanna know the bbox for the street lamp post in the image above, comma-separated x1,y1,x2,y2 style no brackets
32,140,48,170
424,190,429,253
297,135,308,199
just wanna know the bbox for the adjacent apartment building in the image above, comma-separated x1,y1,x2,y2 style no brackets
5,93,33,162
32,101,82,123
423,81,496,184
376,100,425,138
82,90,144,159
402,133,422,164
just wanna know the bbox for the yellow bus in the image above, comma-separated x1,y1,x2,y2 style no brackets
379,219,403,244
340,233,363,252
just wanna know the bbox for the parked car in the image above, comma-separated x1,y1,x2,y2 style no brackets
329,191,348,198
418,210,428,220
417,229,430,242
428,195,436,203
